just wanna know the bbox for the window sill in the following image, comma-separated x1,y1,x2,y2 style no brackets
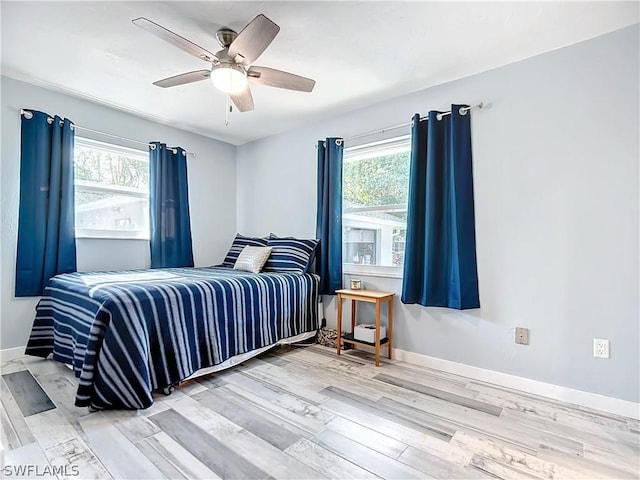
76,229,149,241
343,264,403,279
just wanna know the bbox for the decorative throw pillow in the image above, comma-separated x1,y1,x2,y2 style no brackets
233,246,273,273
221,234,268,267
263,237,319,274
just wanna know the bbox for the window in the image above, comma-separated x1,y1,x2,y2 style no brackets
74,137,150,239
343,135,411,276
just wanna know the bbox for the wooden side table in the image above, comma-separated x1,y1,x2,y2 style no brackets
336,288,394,367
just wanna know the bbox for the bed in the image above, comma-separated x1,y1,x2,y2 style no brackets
25,265,319,410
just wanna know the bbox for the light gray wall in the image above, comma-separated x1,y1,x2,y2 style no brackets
1,76,237,349
236,25,639,402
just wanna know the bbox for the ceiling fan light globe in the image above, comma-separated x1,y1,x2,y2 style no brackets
211,66,247,94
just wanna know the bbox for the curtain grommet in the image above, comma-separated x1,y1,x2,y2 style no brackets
47,117,54,125
335,139,343,146
21,110,33,120
150,144,156,150
459,107,469,116
436,113,443,121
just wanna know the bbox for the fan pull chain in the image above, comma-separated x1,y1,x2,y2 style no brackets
225,95,232,126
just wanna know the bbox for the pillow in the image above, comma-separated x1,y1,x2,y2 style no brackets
233,246,273,273
222,234,268,267
263,237,319,274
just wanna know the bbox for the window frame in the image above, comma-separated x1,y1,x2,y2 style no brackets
73,137,150,240
342,134,411,278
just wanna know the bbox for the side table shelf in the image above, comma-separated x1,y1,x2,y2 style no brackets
342,333,390,348
336,289,395,367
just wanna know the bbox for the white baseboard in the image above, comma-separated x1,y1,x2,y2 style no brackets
0,346,26,364
393,348,640,420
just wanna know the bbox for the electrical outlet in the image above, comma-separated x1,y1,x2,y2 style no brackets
593,338,610,359
515,327,529,345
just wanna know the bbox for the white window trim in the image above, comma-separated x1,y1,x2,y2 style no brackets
344,134,411,161
74,136,150,240
342,134,410,278
76,136,149,158
343,263,404,279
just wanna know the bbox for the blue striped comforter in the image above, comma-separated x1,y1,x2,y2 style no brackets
25,267,319,410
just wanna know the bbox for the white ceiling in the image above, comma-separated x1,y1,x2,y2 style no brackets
1,1,638,145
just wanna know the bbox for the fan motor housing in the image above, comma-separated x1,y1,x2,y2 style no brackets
216,28,238,48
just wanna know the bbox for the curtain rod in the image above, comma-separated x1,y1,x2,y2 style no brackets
20,109,196,157
341,102,485,144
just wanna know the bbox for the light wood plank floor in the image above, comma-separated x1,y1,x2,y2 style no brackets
1,345,639,479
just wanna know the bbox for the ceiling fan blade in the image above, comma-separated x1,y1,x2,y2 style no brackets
132,17,218,63
228,14,280,65
153,70,211,88
229,87,255,112
247,66,315,92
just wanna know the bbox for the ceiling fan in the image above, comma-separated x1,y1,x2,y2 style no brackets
132,14,315,113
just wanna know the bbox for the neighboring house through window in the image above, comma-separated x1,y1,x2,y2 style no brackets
74,137,150,239
343,135,410,277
